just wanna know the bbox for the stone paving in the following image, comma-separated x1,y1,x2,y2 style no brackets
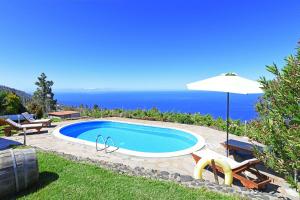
2,117,299,199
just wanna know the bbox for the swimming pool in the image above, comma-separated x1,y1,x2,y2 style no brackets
53,120,205,157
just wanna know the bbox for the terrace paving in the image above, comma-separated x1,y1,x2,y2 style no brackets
2,117,298,199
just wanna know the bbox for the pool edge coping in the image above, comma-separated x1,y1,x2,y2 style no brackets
52,119,206,158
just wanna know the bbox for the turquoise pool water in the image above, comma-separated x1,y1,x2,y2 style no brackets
59,121,200,153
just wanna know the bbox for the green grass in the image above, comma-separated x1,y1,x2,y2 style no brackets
49,117,62,123
13,152,241,200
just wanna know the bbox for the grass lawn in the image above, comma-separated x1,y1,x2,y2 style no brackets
12,151,241,200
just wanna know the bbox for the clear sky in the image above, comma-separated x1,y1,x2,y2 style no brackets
0,0,299,92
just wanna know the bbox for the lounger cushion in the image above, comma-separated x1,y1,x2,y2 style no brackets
31,119,51,123
193,148,258,170
21,123,43,128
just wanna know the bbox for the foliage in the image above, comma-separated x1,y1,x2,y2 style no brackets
68,105,245,136
0,125,6,136
0,91,26,115
26,101,44,119
0,91,6,114
14,151,239,200
248,45,300,189
28,73,57,117
0,121,17,136
0,84,31,103
50,117,62,123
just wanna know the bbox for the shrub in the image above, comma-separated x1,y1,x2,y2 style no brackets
0,125,6,136
248,44,300,189
0,91,26,115
75,106,244,135
0,91,6,115
26,100,44,119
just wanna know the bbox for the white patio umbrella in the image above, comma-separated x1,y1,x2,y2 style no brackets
186,73,263,156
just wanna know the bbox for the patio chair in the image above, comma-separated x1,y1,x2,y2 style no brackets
192,148,271,190
22,112,52,127
1,118,44,135
222,139,264,156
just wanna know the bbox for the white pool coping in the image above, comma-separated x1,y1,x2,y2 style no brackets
52,119,206,158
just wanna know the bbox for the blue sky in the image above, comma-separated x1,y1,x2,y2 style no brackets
0,0,299,92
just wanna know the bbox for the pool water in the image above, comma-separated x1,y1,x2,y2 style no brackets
57,121,205,157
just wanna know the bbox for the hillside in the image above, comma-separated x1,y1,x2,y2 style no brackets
0,85,31,103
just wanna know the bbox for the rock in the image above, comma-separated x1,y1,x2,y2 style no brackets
158,171,170,180
145,169,156,176
239,187,248,192
256,195,270,200
206,182,216,187
215,186,223,191
247,194,257,199
180,175,193,182
190,181,198,186
170,173,180,180
223,187,235,193
134,166,139,170
160,171,169,176
190,180,204,187
207,186,215,191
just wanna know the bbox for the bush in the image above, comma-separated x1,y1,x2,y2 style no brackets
26,100,44,119
248,44,300,189
73,106,244,136
0,125,6,136
0,91,26,115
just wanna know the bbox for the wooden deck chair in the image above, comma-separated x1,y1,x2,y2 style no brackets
22,112,52,127
192,148,271,190
1,118,44,135
222,139,264,155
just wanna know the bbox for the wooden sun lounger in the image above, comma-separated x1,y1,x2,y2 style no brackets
22,112,52,127
0,118,43,136
222,139,264,155
192,148,271,190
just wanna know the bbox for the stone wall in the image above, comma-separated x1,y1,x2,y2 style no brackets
39,149,284,200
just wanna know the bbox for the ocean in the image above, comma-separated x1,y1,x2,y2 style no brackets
55,91,261,121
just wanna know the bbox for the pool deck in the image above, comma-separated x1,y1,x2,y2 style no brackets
1,117,298,199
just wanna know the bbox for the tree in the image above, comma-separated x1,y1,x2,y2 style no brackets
0,91,6,115
249,44,300,189
26,100,44,119
0,91,26,115
30,73,57,117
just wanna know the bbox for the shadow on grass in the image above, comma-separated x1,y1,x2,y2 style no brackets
4,171,59,200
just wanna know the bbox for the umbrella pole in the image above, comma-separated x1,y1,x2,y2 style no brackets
226,92,230,157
